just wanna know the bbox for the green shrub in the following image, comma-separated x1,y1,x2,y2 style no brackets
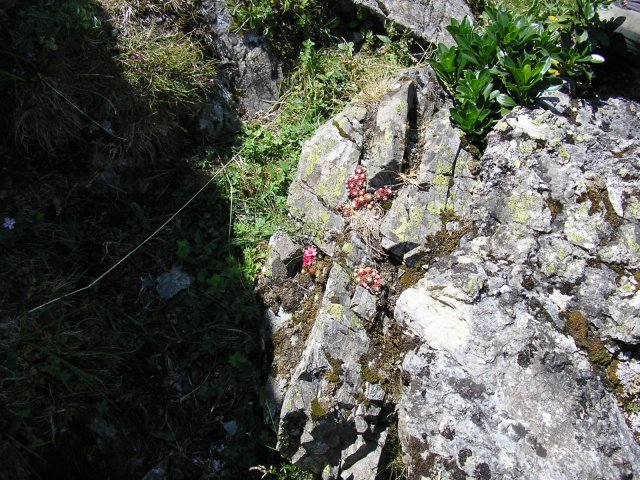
229,0,339,60
430,1,609,144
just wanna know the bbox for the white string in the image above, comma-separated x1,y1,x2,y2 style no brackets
28,154,238,314
41,76,128,141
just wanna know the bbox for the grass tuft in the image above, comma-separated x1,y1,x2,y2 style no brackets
116,27,217,107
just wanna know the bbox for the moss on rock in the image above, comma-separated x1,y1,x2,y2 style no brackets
310,398,329,421
564,311,612,367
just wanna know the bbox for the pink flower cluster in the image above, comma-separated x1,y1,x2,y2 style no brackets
345,165,367,199
343,165,393,213
354,266,383,294
374,186,393,201
302,246,318,267
302,246,328,280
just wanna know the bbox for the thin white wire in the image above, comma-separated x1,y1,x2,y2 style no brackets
28,154,238,314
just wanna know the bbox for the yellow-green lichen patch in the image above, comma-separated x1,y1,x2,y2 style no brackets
519,143,535,155
507,192,540,224
467,277,484,294
393,206,426,242
333,118,351,140
616,278,637,296
303,144,323,180
495,120,509,132
427,200,443,216
541,246,572,277
316,167,348,206
625,235,640,258
318,210,331,229
432,161,454,194
326,302,345,320
542,261,557,276
285,385,302,411
625,195,640,221
302,137,339,181
384,124,394,145
341,242,354,255
559,147,571,160
565,230,587,247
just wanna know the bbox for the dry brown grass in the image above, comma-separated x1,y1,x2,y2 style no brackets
353,69,399,106
346,205,385,256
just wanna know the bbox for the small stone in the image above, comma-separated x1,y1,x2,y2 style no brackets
223,420,238,437
156,265,193,299
365,383,386,404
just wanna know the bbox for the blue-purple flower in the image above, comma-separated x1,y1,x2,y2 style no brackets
3,217,16,230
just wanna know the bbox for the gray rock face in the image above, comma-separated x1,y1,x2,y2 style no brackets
275,264,388,478
264,231,302,281
350,0,473,46
396,265,639,479
391,92,640,478
287,105,368,254
200,0,282,116
260,65,640,479
366,80,415,188
380,108,475,257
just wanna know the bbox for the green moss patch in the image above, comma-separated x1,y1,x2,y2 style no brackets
358,318,420,402
324,352,344,385
398,210,473,290
563,311,612,367
577,187,623,228
310,398,329,422
271,285,322,377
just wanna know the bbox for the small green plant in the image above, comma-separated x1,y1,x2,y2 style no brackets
229,0,339,60
449,69,501,137
1,0,101,54
496,52,558,104
266,462,314,480
544,0,609,80
430,1,608,143
310,398,329,421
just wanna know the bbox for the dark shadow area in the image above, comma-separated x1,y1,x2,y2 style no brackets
0,1,277,478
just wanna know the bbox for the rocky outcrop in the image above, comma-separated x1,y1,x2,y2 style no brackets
392,89,640,478
198,0,282,135
349,0,473,46
259,63,640,479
